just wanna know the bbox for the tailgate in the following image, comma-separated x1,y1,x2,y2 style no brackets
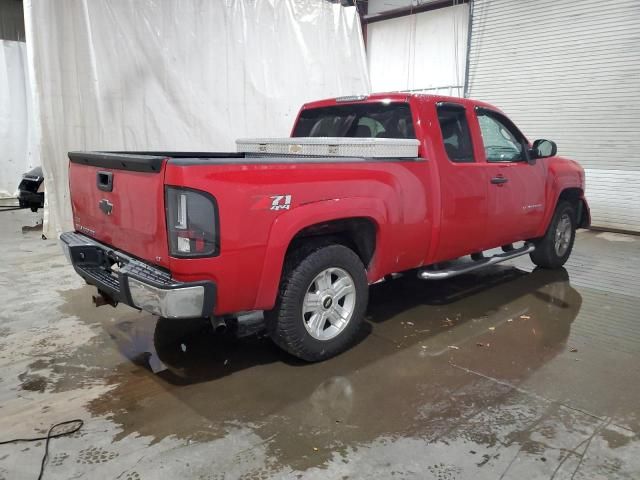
68,152,170,268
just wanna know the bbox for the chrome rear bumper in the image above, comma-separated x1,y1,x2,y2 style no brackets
60,231,215,318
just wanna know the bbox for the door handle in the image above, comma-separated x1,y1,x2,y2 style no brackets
490,176,508,185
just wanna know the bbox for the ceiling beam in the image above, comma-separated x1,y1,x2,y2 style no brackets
361,0,469,24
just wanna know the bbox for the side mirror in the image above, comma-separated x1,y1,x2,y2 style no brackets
532,139,557,158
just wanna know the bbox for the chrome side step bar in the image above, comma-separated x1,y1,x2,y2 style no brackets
418,243,535,281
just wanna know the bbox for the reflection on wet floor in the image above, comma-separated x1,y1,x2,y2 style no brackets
102,266,576,382
123,266,579,385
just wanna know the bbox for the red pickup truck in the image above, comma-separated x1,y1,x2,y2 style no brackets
61,93,589,361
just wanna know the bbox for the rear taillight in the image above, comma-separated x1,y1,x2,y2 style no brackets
165,187,219,257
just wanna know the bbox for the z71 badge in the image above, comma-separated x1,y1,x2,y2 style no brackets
270,195,292,211
251,194,294,212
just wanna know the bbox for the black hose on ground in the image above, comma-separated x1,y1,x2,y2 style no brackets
0,419,84,480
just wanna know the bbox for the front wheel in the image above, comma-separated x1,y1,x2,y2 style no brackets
266,243,369,362
530,201,576,269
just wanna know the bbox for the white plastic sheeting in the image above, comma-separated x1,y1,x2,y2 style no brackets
366,4,468,95
0,40,37,198
24,0,370,235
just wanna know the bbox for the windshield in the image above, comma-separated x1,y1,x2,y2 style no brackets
293,102,416,139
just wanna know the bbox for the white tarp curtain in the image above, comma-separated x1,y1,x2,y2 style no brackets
23,0,370,235
366,3,468,96
0,40,37,198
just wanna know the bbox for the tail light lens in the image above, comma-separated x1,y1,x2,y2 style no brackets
165,187,219,257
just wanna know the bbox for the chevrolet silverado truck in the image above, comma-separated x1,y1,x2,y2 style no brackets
61,93,589,362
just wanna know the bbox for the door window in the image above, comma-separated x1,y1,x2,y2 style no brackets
436,104,474,163
477,111,526,162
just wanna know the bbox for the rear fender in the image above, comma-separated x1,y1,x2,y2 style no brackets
254,197,388,310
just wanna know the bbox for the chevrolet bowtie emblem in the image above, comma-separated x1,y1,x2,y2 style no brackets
99,199,113,215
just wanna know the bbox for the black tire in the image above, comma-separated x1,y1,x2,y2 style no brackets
530,201,576,269
266,243,369,362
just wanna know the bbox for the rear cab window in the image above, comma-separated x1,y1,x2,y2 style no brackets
293,103,416,139
436,103,475,163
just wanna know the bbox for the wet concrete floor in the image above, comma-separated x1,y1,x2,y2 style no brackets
1,209,639,479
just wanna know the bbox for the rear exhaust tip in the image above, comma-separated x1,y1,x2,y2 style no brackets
210,317,227,334
215,324,227,334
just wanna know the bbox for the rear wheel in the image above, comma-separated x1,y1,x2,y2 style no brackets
266,243,368,362
530,201,576,269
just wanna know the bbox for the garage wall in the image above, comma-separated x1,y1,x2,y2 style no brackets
467,0,640,232
367,3,469,95
24,0,370,235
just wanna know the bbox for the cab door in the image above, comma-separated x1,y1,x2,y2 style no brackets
431,102,491,262
473,108,546,247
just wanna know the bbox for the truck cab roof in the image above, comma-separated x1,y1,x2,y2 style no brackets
301,92,504,115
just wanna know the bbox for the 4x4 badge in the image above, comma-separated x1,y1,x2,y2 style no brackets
99,199,113,215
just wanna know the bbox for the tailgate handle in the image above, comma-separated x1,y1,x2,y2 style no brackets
97,171,113,192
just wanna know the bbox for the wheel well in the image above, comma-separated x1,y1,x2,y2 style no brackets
287,217,377,268
558,187,589,228
558,187,582,204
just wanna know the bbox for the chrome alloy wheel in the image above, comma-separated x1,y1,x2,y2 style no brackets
302,267,357,341
554,213,572,256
